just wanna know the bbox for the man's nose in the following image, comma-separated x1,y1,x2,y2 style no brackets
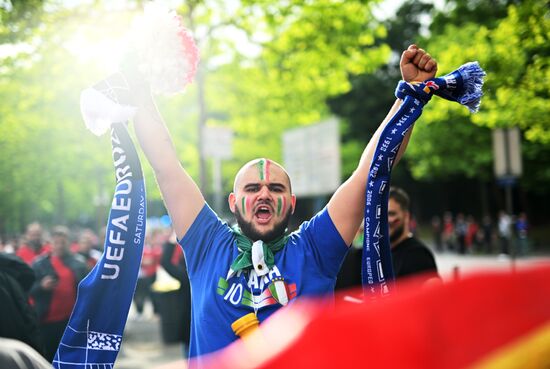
257,185,271,199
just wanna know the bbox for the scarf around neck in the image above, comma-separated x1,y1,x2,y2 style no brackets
229,225,288,277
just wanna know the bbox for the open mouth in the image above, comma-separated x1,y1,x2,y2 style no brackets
254,205,273,224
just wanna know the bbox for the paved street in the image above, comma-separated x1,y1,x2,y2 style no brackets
114,251,550,369
435,251,550,281
116,308,184,369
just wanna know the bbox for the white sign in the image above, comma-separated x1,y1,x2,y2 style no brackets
493,127,522,178
202,126,234,159
282,118,341,196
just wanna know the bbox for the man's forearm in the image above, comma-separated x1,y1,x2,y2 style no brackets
132,91,205,240
133,92,181,179
327,98,406,245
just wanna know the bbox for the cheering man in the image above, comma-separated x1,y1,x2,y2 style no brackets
131,44,437,360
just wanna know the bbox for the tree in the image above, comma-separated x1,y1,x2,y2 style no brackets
412,0,549,191
0,2,138,234
202,0,391,193
1,0,392,231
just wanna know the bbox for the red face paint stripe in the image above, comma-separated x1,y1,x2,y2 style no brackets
265,159,271,182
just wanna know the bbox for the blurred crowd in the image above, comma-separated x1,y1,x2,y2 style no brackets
429,211,530,257
0,209,533,365
0,221,191,363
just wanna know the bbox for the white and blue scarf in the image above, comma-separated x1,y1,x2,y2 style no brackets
53,122,146,369
362,62,486,298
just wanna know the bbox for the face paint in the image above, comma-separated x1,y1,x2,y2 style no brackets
257,159,270,182
277,196,286,217
241,196,247,216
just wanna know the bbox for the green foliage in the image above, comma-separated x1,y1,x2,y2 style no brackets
1,0,389,232
0,2,139,233
203,0,390,190
0,0,45,43
1,0,548,233
409,0,550,187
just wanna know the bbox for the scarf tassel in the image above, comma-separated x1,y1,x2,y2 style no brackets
434,61,487,113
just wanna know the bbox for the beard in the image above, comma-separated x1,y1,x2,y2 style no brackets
389,223,406,244
235,208,292,242
28,239,42,250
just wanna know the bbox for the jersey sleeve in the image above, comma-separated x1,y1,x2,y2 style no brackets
178,203,233,277
294,206,349,279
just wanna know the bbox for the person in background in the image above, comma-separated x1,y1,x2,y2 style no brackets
72,228,101,272
455,213,467,255
481,215,493,254
160,230,191,356
133,230,162,319
16,222,51,265
1,235,18,254
442,211,455,252
335,225,363,291
0,252,44,356
498,211,512,256
515,212,529,256
30,226,88,362
465,215,479,254
336,187,441,291
431,215,443,252
389,187,439,283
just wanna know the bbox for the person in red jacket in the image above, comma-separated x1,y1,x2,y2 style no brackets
71,229,101,272
16,222,51,265
30,226,88,362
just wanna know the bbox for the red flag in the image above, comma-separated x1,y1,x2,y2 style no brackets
193,264,550,369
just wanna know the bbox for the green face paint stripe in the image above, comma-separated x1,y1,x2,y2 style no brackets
277,197,282,216
241,196,246,215
258,159,265,181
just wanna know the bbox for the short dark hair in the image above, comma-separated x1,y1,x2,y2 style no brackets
51,226,69,238
389,187,410,212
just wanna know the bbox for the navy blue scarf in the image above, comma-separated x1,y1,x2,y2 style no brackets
53,123,146,368
362,62,486,298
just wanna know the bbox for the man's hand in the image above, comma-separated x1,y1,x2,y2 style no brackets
400,44,438,82
41,275,58,290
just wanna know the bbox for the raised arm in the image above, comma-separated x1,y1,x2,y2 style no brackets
327,45,437,245
132,90,205,241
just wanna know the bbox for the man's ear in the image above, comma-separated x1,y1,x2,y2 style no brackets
228,193,237,213
290,194,297,214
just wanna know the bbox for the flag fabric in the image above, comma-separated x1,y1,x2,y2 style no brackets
53,122,146,369
198,264,550,369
